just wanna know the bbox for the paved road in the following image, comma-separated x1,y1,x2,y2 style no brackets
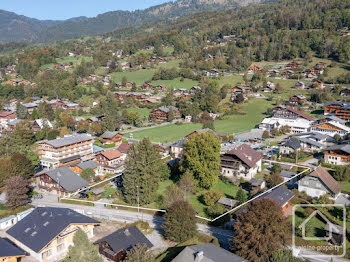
293,247,350,262
32,197,233,249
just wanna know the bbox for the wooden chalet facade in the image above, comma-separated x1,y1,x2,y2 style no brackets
150,106,180,121
324,144,350,165
324,102,350,121
96,150,123,167
272,106,314,121
101,131,123,144
288,94,307,106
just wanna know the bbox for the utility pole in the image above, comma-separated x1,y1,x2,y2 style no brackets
136,185,140,219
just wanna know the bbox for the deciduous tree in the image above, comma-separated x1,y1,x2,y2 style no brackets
125,244,155,262
5,176,29,209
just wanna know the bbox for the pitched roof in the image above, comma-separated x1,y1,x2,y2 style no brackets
282,138,301,150
45,134,93,148
326,144,350,154
101,131,120,139
308,166,342,195
95,226,153,253
156,106,178,113
0,111,16,118
36,166,88,192
171,243,246,262
218,197,239,207
75,160,99,170
6,207,99,253
286,106,314,121
227,144,262,168
100,149,123,160
117,143,131,154
256,186,295,207
0,238,26,257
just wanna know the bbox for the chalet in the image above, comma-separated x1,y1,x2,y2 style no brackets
95,226,153,262
96,150,123,167
324,144,350,165
234,129,265,143
190,86,201,94
259,106,314,134
156,84,166,91
316,61,327,68
32,119,53,132
282,70,294,78
171,139,186,158
0,237,26,262
220,144,262,181
340,88,350,97
324,101,350,121
101,131,123,145
311,66,324,75
288,94,307,106
232,85,251,94
142,82,153,90
267,69,279,77
0,111,17,132
310,120,350,137
117,143,131,155
313,79,324,89
256,186,294,214
286,61,300,69
6,207,100,262
5,79,31,86
279,138,301,155
171,243,246,262
150,106,180,121
292,132,332,152
37,134,94,169
298,166,341,199
280,170,298,188
294,81,306,89
70,160,99,174
248,65,262,74
35,166,88,196
21,103,38,115
121,62,130,70
205,69,220,77
306,72,317,79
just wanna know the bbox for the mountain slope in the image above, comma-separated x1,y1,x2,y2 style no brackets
0,0,268,43
0,10,61,42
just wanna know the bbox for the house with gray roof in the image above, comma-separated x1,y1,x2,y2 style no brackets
171,243,246,262
0,237,26,261
6,207,100,262
298,166,342,199
324,143,350,165
34,166,88,196
279,137,301,155
150,106,180,121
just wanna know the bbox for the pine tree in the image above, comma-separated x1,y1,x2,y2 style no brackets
163,200,197,242
123,138,164,205
30,108,39,120
63,229,103,262
182,132,221,189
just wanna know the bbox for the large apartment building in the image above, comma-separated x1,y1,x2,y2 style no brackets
324,101,350,121
37,134,94,169
324,144,350,165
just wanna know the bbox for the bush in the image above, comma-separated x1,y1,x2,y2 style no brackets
203,190,222,206
206,203,225,217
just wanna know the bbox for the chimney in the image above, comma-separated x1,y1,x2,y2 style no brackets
195,251,204,262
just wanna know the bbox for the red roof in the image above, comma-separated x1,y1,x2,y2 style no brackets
0,111,16,119
227,144,262,168
100,150,123,160
117,143,131,154
286,106,314,121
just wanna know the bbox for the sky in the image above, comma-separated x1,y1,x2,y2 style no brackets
0,0,173,20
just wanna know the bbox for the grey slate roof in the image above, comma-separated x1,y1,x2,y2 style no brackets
299,137,324,148
6,207,99,253
326,144,350,154
37,166,88,192
280,170,296,179
75,160,99,170
283,138,301,150
157,106,178,113
45,134,93,148
256,186,294,207
0,237,26,257
93,145,104,153
95,226,153,253
171,243,246,262
101,131,119,139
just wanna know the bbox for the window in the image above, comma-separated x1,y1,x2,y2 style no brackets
42,249,51,259
57,244,65,253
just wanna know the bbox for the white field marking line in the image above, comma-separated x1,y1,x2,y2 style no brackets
66,159,311,223
211,162,311,222
70,172,123,197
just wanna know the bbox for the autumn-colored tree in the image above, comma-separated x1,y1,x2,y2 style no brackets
203,190,222,206
59,126,70,137
163,184,185,208
231,199,288,262
177,172,194,196
11,153,34,179
182,132,221,189
262,130,270,139
60,111,75,128
267,173,284,188
163,200,197,242
77,120,89,133
0,158,16,187
125,244,155,262
5,176,29,209
90,122,103,135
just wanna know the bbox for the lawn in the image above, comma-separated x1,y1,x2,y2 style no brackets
124,99,273,143
111,69,156,85
217,74,244,87
340,181,350,192
151,78,199,90
126,107,151,119
40,56,93,70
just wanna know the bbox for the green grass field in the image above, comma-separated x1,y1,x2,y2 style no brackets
124,99,273,143
340,181,350,192
151,78,199,89
126,107,151,118
111,69,156,85
40,56,93,70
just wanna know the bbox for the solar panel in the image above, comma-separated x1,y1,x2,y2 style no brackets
43,221,50,227
24,228,31,233
41,212,48,216
31,232,37,237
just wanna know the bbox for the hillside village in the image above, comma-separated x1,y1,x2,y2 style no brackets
0,0,350,261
